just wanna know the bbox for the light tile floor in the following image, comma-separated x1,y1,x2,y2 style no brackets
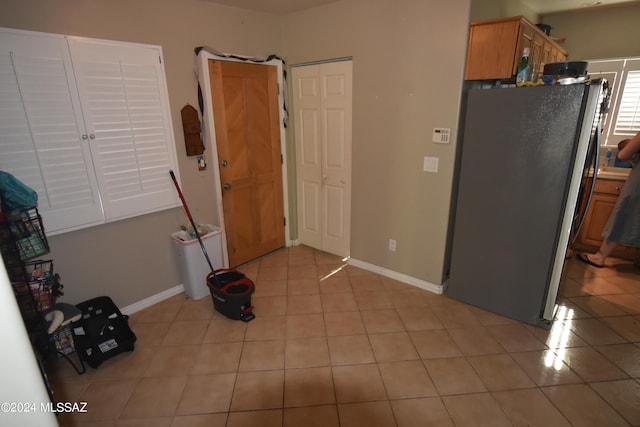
48,245,640,426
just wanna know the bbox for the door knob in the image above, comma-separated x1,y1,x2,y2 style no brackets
223,183,232,190
221,160,228,167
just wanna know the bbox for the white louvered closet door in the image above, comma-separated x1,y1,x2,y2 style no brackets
0,28,179,234
67,39,178,221
0,30,104,231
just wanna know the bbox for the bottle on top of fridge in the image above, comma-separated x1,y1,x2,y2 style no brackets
516,47,531,86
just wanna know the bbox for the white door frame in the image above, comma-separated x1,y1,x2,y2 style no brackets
196,50,291,267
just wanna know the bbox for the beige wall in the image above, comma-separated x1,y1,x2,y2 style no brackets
470,0,539,22
542,2,640,60
1,0,283,307
2,0,472,307
282,0,470,285
14,0,630,307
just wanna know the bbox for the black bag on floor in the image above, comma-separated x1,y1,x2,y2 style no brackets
72,296,136,368
207,269,255,322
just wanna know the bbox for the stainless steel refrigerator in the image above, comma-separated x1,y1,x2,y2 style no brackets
447,80,605,327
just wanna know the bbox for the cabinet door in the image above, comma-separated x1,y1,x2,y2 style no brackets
0,30,104,232
577,192,617,247
530,33,545,79
541,41,553,69
518,23,534,55
550,46,567,64
573,178,640,259
517,22,537,76
67,39,179,221
465,19,520,80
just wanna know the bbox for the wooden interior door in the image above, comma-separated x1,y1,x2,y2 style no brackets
209,60,285,267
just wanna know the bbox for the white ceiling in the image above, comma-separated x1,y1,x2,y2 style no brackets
202,0,638,15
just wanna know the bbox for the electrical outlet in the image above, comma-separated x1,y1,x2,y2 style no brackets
388,239,397,251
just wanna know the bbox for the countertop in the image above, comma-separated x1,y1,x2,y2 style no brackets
589,167,630,181
596,167,630,180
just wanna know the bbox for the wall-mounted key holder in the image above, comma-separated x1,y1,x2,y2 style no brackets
181,104,205,156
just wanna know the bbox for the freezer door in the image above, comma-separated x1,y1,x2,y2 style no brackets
543,81,603,321
448,84,592,327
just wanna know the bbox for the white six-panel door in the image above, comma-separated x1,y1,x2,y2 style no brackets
292,60,352,257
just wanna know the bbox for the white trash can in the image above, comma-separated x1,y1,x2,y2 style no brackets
171,225,223,300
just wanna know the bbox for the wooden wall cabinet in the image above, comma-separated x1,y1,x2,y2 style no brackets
465,16,567,81
573,177,640,260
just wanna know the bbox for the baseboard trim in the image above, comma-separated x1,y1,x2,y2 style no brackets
348,258,443,295
120,284,185,316
121,259,444,315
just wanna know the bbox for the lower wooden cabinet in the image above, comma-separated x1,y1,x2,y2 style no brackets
573,177,640,260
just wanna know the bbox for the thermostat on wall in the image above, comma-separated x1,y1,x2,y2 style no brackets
432,128,451,144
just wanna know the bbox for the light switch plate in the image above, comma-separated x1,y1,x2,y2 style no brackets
423,156,439,173
432,128,451,144
197,155,207,171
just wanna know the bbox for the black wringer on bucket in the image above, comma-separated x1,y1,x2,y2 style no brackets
170,171,255,322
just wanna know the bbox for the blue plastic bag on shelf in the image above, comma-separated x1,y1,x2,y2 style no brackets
0,171,38,211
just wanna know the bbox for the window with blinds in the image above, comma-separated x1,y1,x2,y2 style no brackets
613,70,640,135
0,28,180,235
588,57,640,146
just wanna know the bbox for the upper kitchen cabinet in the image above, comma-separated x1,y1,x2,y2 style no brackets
465,16,567,81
